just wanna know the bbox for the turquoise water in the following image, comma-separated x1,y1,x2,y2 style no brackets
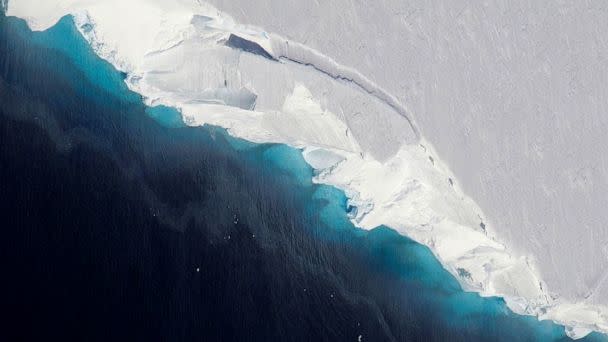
13,16,138,104
145,105,186,128
3,12,607,341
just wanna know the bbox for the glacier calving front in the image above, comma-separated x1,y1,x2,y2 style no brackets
7,0,607,338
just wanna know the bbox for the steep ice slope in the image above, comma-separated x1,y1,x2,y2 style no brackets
7,0,608,338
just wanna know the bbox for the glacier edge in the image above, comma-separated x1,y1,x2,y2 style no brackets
6,0,608,338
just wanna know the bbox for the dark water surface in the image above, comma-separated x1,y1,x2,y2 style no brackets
0,12,605,342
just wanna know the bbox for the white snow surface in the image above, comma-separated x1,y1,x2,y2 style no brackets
7,0,608,338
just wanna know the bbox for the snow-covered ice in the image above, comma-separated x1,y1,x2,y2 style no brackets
7,0,608,338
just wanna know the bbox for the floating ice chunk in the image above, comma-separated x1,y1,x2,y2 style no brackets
302,147,345,171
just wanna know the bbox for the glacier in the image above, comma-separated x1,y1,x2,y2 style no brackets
6,0,608,338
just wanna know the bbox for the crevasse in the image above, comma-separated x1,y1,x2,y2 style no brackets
6,0,608,338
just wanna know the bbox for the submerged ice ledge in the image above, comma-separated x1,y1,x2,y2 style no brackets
7,0,608,338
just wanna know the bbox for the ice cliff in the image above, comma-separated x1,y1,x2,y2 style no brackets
7,0,608,337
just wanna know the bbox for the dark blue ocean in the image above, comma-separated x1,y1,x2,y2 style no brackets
0,11,605,342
